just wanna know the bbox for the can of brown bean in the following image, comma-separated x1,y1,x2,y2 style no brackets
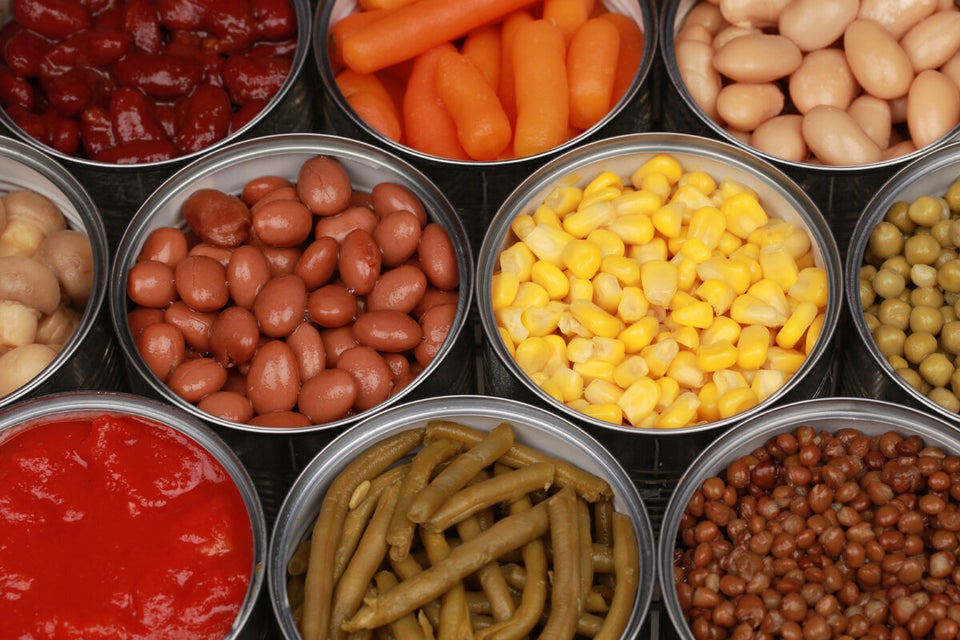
476,132,843,533
314,0,659,257
0,136,124,408
269,393,656,640
0,0,322,251
842,140,960,425
658,0,960,258
109,132,475,523
658,396,960,640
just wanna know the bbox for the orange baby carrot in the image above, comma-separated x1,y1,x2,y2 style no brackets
340,0,540,74
436,50,512,161
598,11,645,105
358,0,416,10
567,16,620,131
497,10,534,127
328,8,395,70
543,0,596,43
462,24,502,91
402,44,469,160
345,90,404,142
512,19,569,158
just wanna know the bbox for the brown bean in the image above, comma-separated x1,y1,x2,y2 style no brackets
295,236,339,290
127,260,178,308
297,155,352,216
174,254,229,312
167,357,227,402
163,301,216,352
182,188,251,247
339,228,381,295
226,244,272,309
252,274,307,338
253,198,313,248
418,223,459,291
371,181,427,225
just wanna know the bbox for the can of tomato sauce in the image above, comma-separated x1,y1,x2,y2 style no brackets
0,136,124,408
0,390,268,639
476,132,843,534
109,132,475,524
0,0,322,251
314,0,659,258
658,0,960,261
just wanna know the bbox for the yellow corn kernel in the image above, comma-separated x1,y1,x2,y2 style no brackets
548,366,584,403
578,402,624,425
496,306,529,343
613,354,650,388
567,398,589,412
531,260,570,300
666,232,688,258
671,299,714,328
696,279,737,316
539,377,564,403
671,325,700,350
513,281,551,309
491,271,520,311
698,381,721,423
751,369,785,403
515,336,555,376
528,371,549,388
612,189,662,215
564,200,617,238
589,336,626,364
804,313,825,354
670,184,714,211
532,203,563,228
776,301,819,349
584,171,624,197
632,154,683,186
682,170,719,194
617,376,660,426
655,376,680,410
574,359,616,384
716,230,743,256
730,241,760,261
666,350,705,389
497,326,516,357
568,336,595,364
715,177,757,202
713,368,748,396
510,213,536,239
638,171,672,201
627,236,668,264
688,206,727,249
788,267,829,308
520,301,565,337
721,192,769,239
700,315,741,346
581,185,626,210
570,299,623,338
498,241,537,280
584,378,624,405
562,238,603,279
617,286,650,324
656,391,701,428
730,294,788,327
601,254,641,287
781,223,812,258
652,202,685,238
697,339,739,372
679,237,713,263
732,254,763,288
640,259,679,306
737,324,771,370
593,272,623,314
642,338,679,377
765,346,806,374
522,222,575,265
760,246,799,290
543,186,583,216
796,252,816,271
696,256,751,295
586,228,625,257
748,279,791,317
747,224,788,248
717,387,759,419
675,256,699,293
619,315,659,352
558,310,591,338
568,276,594,302
606,213,655,246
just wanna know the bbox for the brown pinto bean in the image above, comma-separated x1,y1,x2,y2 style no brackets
252,198,313,248
167,357,227,403
182,188,251,247
138,226,189,267
339,228,381,295
297,155,352,216
252,274,307,338
371,181,427,225
174,254,229,312
227,244,272,309
294,236,339,290
163,301,216,352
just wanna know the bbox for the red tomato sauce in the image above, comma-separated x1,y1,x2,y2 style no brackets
0,413,254,639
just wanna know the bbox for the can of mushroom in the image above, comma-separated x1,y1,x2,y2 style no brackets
0,136,124,409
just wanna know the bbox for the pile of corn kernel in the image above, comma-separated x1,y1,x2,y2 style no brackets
491,153,829,428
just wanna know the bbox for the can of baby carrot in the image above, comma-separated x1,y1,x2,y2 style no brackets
476,132,843,535
314,0,659,257
269,394,655,639
0,136,124,410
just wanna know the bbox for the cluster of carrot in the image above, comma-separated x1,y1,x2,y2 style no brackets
328,0,645,161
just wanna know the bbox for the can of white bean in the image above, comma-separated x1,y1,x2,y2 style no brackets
109,132,475,523
0,136,124,409
314,0,659,257
658,0,960,259
476,132,843,534
269,394,656,640
842,140,960,426
658,397,960,639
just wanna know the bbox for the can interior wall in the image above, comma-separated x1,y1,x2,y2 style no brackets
314,0,659,258
477,133,843,534
657,0,960,261
0,138,125,408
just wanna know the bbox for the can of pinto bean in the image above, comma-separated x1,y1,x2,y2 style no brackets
0,136,124,409
658,0,960,259
658,397,960,640
0,0,322,251
476,132,843,534
842,141,960,426
109,132,475,523
269,394,656,640
314,0,659,257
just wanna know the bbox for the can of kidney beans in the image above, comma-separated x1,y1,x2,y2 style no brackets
109,132,475,522
658,396,960,639
314,0,659,257
476,132,843,533
0,0,322,250
0,390,268,639
0,136,124,409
